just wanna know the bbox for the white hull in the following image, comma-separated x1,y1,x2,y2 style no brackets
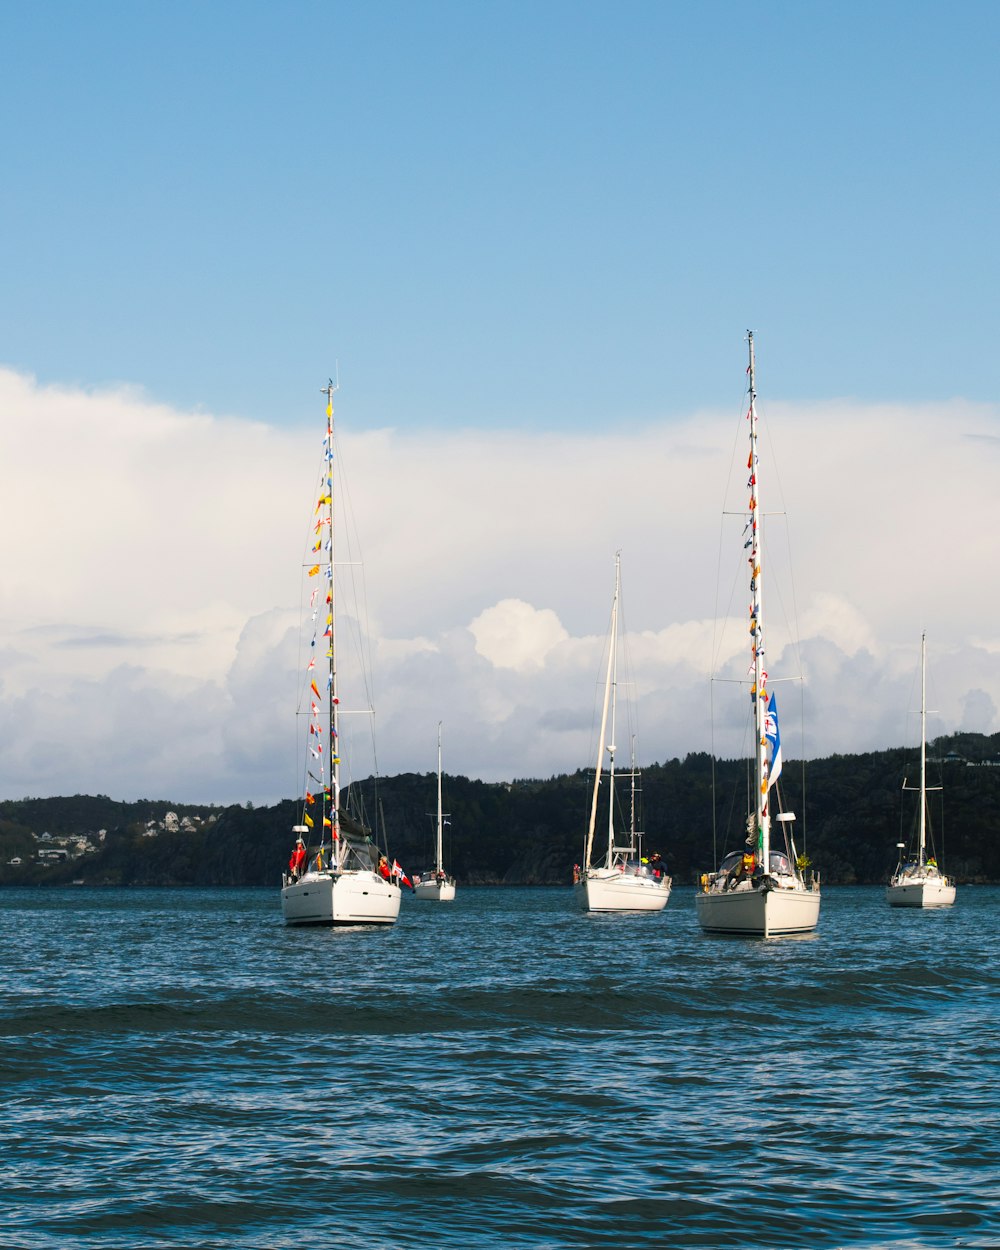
281,870,401,926
696,881,820,936
886,876,956,909
575,868,671,913
413,878,456,902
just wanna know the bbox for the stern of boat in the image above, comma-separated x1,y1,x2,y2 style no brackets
282,870,401,926
575,867,671,913
413,877,457,902
696,875,820,936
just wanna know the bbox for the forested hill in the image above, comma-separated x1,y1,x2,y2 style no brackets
2,732,999,887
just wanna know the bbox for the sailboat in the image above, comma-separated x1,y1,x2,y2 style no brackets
574,552,671,913
281,383,402,927
695,332,821,937
886,633,957,908
413,722,457,901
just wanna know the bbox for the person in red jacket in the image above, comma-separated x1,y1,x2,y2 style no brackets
288,838,307,881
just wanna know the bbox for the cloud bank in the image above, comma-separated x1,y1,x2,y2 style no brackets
2,367,998,804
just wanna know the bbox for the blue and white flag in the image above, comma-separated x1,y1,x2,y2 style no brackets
764,692,782,790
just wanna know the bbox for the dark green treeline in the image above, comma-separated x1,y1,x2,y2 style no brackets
2,732,999,888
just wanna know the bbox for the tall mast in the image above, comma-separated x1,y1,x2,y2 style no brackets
323,381,340,871
584,551,620,872
747,332,770,869
436,721,444,874
604,553,620,870
919,631,927,865
629,733,637,854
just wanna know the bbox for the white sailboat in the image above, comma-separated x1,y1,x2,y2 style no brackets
281,383,401,927
413,722,457,901
886,633,957,909
574,553,671,914
695,332,821,937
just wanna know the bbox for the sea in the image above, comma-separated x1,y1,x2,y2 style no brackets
1,885,997,1250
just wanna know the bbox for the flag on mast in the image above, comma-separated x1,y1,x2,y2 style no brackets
764,693,782,790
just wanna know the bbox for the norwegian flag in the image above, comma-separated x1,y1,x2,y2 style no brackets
391,859,413,889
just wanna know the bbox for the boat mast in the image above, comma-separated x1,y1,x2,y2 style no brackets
436,721,444,874
323,381,340,871
604,555,620,870
918,630,927,866
629,733,638,857
747,333,770,870
584,551,620,872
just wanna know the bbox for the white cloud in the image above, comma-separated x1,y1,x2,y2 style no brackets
2,365,999,802
960,688,997,734
798,592,876,658
469,599,569,671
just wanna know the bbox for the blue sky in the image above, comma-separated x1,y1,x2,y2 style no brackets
3,1,998,431
1,2,999,804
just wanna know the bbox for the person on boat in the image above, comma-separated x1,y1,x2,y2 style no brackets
288,838,306,881
648,852,665,880
728,850,756,889
378,855,391,881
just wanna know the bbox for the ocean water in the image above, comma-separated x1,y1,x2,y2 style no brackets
1,885,997,1250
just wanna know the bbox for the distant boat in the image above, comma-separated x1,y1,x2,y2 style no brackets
413,722,457,902
573,552,671,914
695,333,821,937
886,633,957,909
281,383,401,927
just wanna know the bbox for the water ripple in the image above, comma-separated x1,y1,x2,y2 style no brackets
1,885,997,1248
